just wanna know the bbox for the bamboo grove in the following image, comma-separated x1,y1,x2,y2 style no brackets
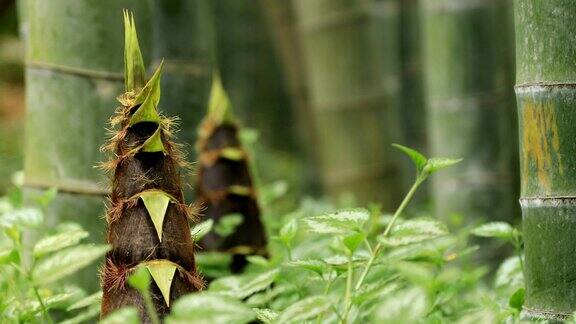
99,14,203,321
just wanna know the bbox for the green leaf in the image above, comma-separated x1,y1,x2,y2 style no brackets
35,187,58,207
127,265,151,292
471,222,515,240
214,214,244,238
139,190,172,241
374,287,427,323
207,72,234,124
393,144,427,174
100,307,140,324
146,260,178,306
509,288,525,311
303,208,369,234
191,219,214,241
140,127,165,153
276,296,331,324
495,256,523,289
278,219,298,247
253,308,278,324
123,11,146,92
423,157,462,174
67,291,102,311
130,62,164,125
59,305,100,324
33,244,110,285
167,292,255,324
395,262,435,289
380,219,448,247
246,255,270,267
210,269,279,299
343,231,367,254
285,259,326,277
33,229,89,257
0,207,43,228
0,248,19,265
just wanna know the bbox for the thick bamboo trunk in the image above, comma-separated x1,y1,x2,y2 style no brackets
515,1,576,319
152,0,214,154
22,0,151,291
259,0,320,193
213,0,301,157
422,0,518,224
293,0,402,206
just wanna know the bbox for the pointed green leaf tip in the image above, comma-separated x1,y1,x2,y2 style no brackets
123,10,146,92
130,61,164,125
141,127,165,153
145,260,177,306
207,72,234,124
139,190,172,241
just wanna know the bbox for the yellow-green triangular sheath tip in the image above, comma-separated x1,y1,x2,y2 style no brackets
130,63,164,125
139,190,171,241
123,10,146,92
141,127,165,153
145,260,177,306
207,71,234,124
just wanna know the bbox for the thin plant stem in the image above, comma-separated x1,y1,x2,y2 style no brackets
341,254,354,323
354,175,425,291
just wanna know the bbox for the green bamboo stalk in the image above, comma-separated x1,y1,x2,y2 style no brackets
515,0,576,319
293,0,402,206
259,0,321,194
213,0,301,157
399,0,426,155
422,0,518,224
196,75,267,274
21,0,151,291
152,0,214,154
100,14,202,321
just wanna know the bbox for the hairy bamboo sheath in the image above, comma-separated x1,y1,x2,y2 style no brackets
196,74,267,273
100,12,203,321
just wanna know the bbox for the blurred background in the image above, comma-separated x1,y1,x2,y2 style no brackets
0,0,519,235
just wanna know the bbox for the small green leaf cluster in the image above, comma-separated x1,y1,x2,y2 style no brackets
0,186,109,323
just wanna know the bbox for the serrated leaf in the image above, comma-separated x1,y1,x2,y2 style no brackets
123,11,145,92
495,256,523,289
59,304,100,324
167,292,255,324
423,157,462,174
285,259,326,277
276,295,331,324
140,127,165,153
380,219,448,247
393,143,427,174
33,244,110,285
253,308,278,323
395,262,435,289
67,291,102,311
100,307,140,324
146,260,177,306
278,219,298,247
191,219,214,241
471,222,515,240
139,190,171,241
33,229,89,257
220,147,245,161
207,73,234,124
14,293,74,319
303,208,369,234
130,62,164,125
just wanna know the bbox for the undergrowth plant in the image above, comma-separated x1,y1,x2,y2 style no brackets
0,185,109,324
161,144,526,323
99,12,202,322
195,74,268,274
